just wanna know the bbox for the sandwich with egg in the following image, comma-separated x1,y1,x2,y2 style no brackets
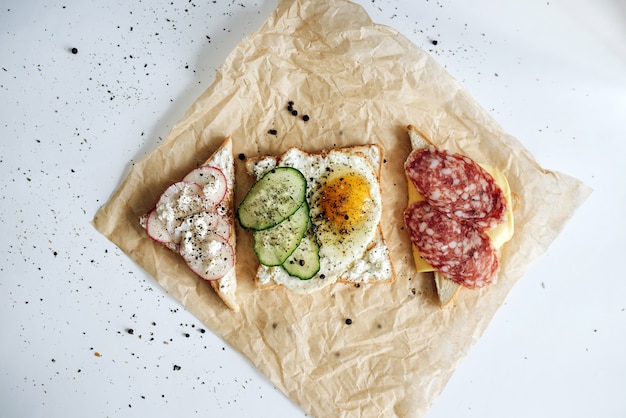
139,137,239,311
237,144,395,294
403,125,516,307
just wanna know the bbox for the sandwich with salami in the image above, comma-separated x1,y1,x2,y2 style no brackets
403,125,516,307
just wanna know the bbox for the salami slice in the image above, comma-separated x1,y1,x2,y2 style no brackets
405,147,507,230
404,201,499,288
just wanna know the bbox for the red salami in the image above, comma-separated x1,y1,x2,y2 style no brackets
404,201,499,288
405,147,507,230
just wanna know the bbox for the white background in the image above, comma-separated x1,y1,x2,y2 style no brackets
1,0,625,417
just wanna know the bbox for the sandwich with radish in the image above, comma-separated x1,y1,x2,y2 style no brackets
140,137,239,311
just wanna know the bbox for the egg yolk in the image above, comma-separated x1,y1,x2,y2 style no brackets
319,174,373,231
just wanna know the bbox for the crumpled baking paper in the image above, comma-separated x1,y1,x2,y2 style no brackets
92,0,592,416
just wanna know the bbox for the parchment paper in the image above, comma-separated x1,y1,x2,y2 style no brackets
92,0,592,416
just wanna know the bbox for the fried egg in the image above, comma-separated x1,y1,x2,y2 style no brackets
249,147,385,293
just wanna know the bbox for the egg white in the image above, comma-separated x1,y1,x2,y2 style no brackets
308,152,382,277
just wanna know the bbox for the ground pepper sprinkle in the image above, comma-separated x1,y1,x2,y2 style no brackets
345,318,352,325
285,101,310,121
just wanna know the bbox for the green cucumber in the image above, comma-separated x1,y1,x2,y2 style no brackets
237,167,306,230
253,202,310,266
282,229,320,280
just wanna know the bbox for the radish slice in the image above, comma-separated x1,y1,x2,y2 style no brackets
174,211,231,243
182,166,227,209
156,181,205,235
145,209,173,244
179,232,234,281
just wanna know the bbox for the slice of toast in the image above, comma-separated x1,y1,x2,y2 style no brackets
140,137,239,311
406,126,461,307
244,144,396,294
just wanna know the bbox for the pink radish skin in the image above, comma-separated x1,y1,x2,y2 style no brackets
182,166,227,209
179,232,234,281
146,209,174,244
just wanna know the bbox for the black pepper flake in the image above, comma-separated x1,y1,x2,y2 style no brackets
291,110,298,116
302,114,310,122
173,364,181,371
184,333,190,338
431,39,438,45
268,129,277,135
288,101,294,106
71,47,78,54
345,318,352,325
126,328,134,335
238,153,246,160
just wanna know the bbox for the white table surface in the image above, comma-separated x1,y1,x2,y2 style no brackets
1,0,624,417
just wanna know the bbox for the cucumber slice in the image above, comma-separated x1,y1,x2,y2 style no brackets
253,202,310,266
238,167,306,230
282,230,320,280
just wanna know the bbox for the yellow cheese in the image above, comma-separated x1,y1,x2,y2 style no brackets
407,164,514,273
